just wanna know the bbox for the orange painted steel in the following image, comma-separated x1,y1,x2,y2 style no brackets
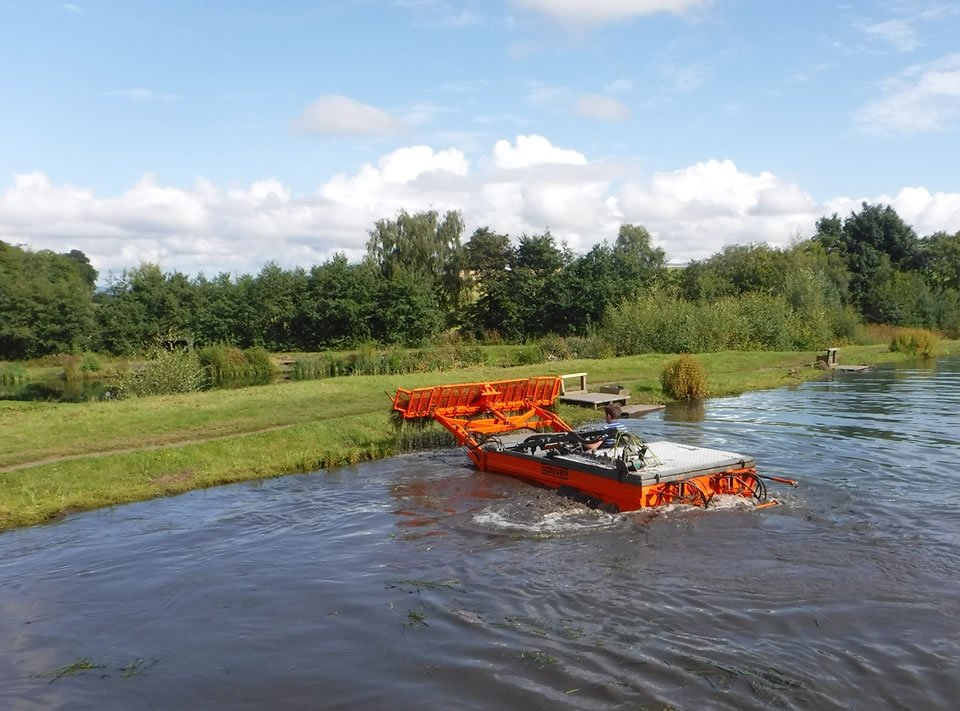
393,377,570,466
392,377,783,511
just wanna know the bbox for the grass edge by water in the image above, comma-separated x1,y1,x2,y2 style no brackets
1,344,956,532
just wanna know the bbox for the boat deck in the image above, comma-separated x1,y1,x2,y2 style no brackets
558,391,630,408
503,438,756,484
527,440,755,484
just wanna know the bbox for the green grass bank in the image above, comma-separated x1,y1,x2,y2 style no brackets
1,343,956,532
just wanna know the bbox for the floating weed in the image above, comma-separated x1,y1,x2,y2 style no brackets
559,624,584,640
121,657,159,679
605,556,631,572
387,578,462,593
41,657,106,683
500,615,550,637
521,650,558,667
756,666,802,689
682,656,802,694
404,610,429,629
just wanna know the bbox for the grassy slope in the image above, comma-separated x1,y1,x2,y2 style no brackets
1,343,956,531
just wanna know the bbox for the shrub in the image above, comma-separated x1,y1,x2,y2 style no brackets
0,363,27,384
889,328,939,359
64,352,104,381
538,334,573,361
116,348,206,397
62,355,81,381
660,354,709,401
198,345,275,385
513,346,543,366
80,352,102,374
456,343,487,366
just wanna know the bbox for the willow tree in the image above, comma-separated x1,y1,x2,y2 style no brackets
365,209,466,327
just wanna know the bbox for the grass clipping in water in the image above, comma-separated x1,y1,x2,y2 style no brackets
40,657,106,683
39,656,161,683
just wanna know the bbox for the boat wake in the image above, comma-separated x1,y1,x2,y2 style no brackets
470,492,623,535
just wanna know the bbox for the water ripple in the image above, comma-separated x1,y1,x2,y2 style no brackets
1,358,959,709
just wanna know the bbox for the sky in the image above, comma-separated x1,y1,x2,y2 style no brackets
1,0,959,281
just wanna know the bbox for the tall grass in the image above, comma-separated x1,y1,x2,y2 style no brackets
0,363,27,384
197,345,275,385
290,341,489,380
889,328,940,359
62,352,104,381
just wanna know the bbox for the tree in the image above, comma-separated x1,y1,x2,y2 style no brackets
0,242,97,358
464,226,513,303
249,262,304,351
298,255,377,348
515,231,568,273
613,224,666,289
372,271,444,346
814,203,919,318
918,231,960,291
543,243,620,335
366,209,466,324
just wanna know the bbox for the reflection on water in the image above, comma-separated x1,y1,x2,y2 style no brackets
0,378,116,402
662,400,706,422
1,359,959,710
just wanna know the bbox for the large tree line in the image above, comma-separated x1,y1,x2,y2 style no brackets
1,203,958,360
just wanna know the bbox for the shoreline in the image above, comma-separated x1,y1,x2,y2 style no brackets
1,344,956,533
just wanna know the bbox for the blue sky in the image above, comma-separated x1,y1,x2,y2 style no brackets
1,0,958,278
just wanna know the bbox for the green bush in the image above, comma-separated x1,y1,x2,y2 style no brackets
660,354,709,401
889,328,939,359
513,346,543,366
80,352,102,374
198,345,275,384
116,348,206,397
64,352,104,381
601,289,849,355
538,334,572,362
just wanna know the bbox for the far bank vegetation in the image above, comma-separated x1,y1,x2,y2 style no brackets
2,203,958,397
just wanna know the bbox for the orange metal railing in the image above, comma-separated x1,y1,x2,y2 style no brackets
391,377,571,462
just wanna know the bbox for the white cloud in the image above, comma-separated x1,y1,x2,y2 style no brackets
526,82,632,120
3,140,959,279
111,88,182,103
321,145,469,208
574,94,630,121
826,185,960,234
860,19,919,52
662,62,708,92
855,52,960,135
394,0,483,28
526,82,571,107
511,0,710,24
605,78,634,94
292,95,406,136
492,135,587,169
63,3,81,12
399,102,450,126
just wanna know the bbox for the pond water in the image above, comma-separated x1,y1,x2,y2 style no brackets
1,359,958,709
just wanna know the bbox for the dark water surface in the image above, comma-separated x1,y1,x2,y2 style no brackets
2,360,959,710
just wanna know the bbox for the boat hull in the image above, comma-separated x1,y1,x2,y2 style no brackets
475,442,765,511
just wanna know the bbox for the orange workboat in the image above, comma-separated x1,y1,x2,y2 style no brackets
391,376,797,512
